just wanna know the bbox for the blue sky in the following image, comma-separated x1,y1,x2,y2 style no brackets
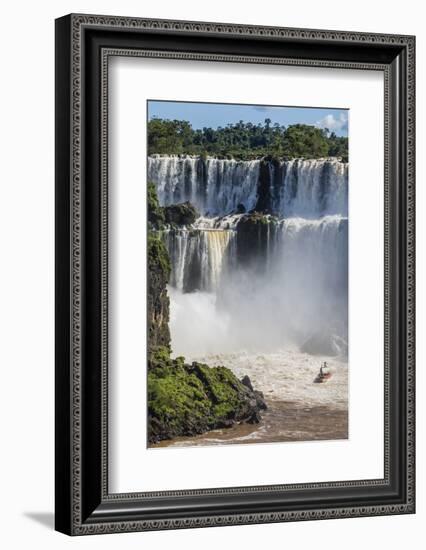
148,100,349,137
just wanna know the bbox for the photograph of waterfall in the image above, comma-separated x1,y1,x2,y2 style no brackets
147,100,349,448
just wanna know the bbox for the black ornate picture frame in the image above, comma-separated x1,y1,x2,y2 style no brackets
55,13,415,535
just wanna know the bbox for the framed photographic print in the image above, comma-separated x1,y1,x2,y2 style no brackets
55,14,415,535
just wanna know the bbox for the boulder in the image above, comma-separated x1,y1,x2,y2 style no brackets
164,201,199,226
300,330,348,358
147,356,267,443
241,374,254,391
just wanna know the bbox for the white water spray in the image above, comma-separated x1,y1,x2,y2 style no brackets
149,155,348,358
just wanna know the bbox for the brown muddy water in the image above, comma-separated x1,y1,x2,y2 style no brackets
150,349,348,449
151,399,348,448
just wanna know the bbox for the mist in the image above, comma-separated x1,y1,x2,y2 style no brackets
168,215,348,359
149,155,349,361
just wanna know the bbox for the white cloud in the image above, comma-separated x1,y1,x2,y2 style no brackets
316,112,348,134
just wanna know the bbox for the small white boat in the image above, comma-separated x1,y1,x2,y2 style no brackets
314,363,332,384
314,371,332,384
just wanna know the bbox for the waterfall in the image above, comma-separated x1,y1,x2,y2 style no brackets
207,230,233,290
164,227,234,293
278,215,348,292
148,155,348,218
270,159,348,218
275,215,348,333
150,155,348,354
148,155,260,216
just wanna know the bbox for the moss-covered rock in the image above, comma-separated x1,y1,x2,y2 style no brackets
146,184,267,443
164,201,199,226
147,235,171,354
148,182,165,229
148,357,267,443
148,178,199,228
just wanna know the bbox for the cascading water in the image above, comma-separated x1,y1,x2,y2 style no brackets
148,155,348,218
149,154,349,447
164,228,234,293
270,158,348,218
149,155,348,358
148,155,261,216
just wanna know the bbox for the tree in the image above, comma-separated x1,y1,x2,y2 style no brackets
281,124,329,158
147,118,348,160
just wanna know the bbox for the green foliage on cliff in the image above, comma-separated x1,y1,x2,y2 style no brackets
148,182,165,229
148,345,175,369
164,201,199,226
146,185,267,444
327,133,349,163
148,234,171,281
148,181,200,228
147,234,171,352
148,363,212,433
148,357,266,443
148,118,348,160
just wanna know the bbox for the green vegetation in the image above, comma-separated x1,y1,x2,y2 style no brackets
148,182,165,229
146,186,267,443
327,132,349,162
148,118,348,161
148,233,171,279
147,234,171,352
148,355,266,443
148,181,200,228
148,345,176,369
164,201,199,227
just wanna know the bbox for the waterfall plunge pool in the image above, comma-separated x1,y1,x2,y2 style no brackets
152,347,348,448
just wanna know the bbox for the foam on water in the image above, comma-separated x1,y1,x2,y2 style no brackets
187,349,348,411
151,155,349,447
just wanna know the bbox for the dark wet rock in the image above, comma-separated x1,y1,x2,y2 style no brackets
301,330,348,357
147,235,171,354
247,410,262,424
255,159,274,213
236,203,246,214
147,354,267,443
254,391,268,411
235,212,278,267
164,201,199,226
216,419,235,429
241,374,254,391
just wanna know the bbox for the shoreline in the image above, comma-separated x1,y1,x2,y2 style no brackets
150,399,348,448
149,348,348,448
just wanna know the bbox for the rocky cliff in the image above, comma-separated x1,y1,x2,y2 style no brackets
147,183,267,443
148,348,266,443
147,234,171,353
